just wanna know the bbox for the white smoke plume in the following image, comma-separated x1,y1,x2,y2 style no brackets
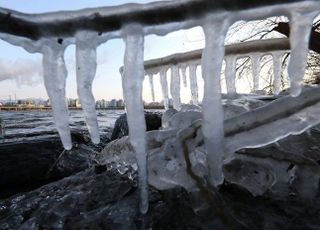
0,58,42,86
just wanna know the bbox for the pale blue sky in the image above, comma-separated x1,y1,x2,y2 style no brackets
0,0,205,102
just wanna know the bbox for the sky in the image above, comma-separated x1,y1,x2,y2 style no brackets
0,0,207,102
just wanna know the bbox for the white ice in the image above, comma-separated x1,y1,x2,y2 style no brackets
122,24,148,214
224,55,237,95
180,64,188,87
76,31,100,144
250,53,261,92
160,68,169,110
170,65,181,110
189,64,199,105
148,74,155,102
272,51,284,95
201,15,231,186
42,42,72,150
287,11,317,97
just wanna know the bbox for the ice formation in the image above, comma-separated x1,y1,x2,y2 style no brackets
76,31,100,144
287,10,318,96
272,51,284,95
122,24,148,214
148,74,155,102
160,68,169,110
170,65,181,110
201,15,231,186
180,64,188,87
224,55,237,95
189,64,199,105
1,0,320,214
250,53,261,92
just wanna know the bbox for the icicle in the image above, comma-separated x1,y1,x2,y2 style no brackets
148,74,155,102
189,64,198,105
287,11,317,97
122,24,148,214
224,55,237,95
170,65,181,110
272,51,284,95
75,31,100,144
201,15,231,186
250,53,261,92
41,43,72,150
180,64,188,87
160,68,169,110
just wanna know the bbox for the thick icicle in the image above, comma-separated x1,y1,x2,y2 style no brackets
122,24,148,214
224,55,237,95
148,74,155,102
76,31,100,144
201,15,231,186
250,53,261,92
160,68,169,110
42,43,72,150
189,64,199,105
180,64,188,87
287,11,317,96
272,51,284,95
170,65,181,110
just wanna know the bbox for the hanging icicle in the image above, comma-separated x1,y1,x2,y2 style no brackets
224,55,237,95
180,64,188,87
75,31,100,144
189,64,199,105
160,68,169,110
250,53,261,92
41,41,72,150
148,73,155,102
170,65,181,110
287,10,317,97
272,51,284,95
122,24,148,214
201,15,231,186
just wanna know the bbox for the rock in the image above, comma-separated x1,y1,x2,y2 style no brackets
110,111,162,140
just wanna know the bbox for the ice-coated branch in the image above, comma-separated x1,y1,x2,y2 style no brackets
41,41,72,150
0,0,318,40
170,65,181,110
75,31,100,144
122,24,148,214
287,10,318,96
201,14,232,186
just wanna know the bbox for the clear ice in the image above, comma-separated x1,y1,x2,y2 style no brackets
180,64,188,87
250,53,261,92
160,68,169,110
224,55,237,95
272,51,284,95
189,64,199,105
201,15,231,186
170,65,181,110
287,11,317,97
76,31,100,144
122,24,148,214
148,74,155,102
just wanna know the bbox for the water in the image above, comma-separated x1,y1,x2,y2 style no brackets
0,110,124,143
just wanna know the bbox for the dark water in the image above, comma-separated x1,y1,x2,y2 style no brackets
0,110,124,143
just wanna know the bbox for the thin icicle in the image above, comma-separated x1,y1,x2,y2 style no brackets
287,11,317,97
160,68,169,110
148,74,155,102
272,51,284,95
250,53,261,92
224,55,237,95
122,24,148,214
180,64,188,87
201,15,231,186
189,64,198,105
76,31,100,144
42,43,72,150
170,65,181,110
